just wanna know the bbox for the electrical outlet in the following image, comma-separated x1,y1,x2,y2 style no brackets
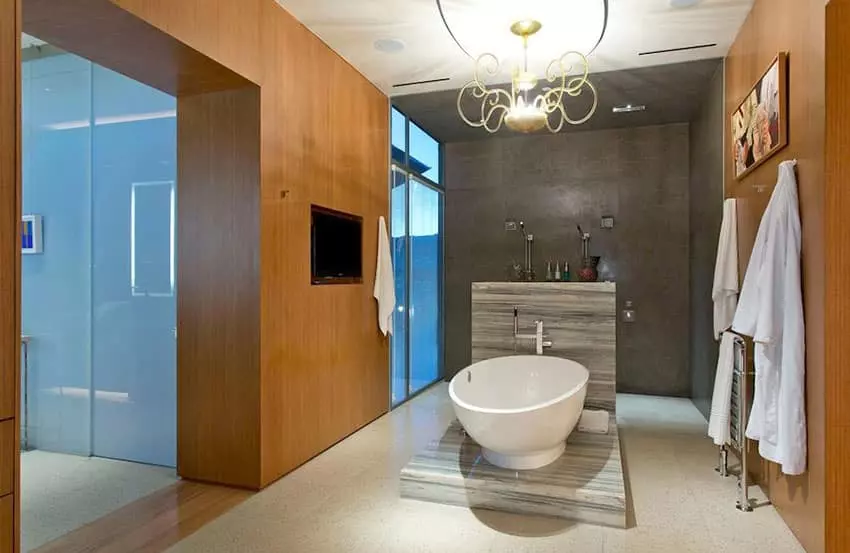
622,300,636,322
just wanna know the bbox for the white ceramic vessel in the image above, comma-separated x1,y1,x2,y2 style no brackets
449,355,589,470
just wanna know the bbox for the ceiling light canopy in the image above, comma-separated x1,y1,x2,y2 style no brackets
440,0,606,71
456,19,598,134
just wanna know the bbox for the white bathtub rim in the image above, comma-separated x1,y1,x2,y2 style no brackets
449,355,590,416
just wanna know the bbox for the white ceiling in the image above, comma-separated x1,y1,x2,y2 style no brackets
276,0,753,96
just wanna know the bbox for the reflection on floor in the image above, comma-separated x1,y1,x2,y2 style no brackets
32,481,250,553
22,450,176,552
164,384,804,553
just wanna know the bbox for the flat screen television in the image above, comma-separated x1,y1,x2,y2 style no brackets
311,205,363,285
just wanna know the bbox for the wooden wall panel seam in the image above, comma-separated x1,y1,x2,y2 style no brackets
824,3,850,551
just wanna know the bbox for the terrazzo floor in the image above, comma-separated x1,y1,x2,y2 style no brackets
22,451,177,551
166,384,805,553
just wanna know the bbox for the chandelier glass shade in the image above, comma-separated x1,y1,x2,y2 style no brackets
456,20,598,134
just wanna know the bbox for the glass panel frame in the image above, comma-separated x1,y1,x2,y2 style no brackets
390,167,408,406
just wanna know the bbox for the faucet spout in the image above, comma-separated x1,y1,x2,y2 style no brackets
514,308,553,354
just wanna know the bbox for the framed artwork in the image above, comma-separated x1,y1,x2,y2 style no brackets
731,52,788,180
21,214,43,254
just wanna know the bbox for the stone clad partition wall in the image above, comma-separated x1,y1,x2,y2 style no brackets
403,281,624,527
471,282,616,412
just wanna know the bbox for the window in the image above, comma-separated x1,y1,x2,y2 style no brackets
409,121,440,184
389,107,443,406
391,107,406,165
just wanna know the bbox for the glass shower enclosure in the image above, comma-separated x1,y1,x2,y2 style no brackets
20,49,177,467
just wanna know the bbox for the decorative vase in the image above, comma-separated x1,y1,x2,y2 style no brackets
578,256,601,282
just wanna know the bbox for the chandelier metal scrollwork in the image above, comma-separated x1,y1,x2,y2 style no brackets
456,20,598,134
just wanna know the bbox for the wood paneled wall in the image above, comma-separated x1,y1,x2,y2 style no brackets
825,2,850,550
257,1,389,485
23,0,251,96
14,0,388,503
724,0,825,550
0,0,19,550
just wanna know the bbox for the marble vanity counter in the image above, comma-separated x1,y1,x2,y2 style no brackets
471,281,616,411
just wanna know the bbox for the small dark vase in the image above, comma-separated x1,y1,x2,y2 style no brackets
578,256,601,282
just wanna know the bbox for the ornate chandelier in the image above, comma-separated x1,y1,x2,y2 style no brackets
456,19,598,134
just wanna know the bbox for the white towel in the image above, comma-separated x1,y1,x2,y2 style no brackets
373,216,395,336
578,409,609,434
708,332,736,446
713,199,739,339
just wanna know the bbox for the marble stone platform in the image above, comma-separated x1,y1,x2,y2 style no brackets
400,418,626,528
471,282,616,412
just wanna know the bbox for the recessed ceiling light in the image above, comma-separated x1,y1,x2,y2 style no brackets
612,104,646,113
374,38,405,54
669,0,703,8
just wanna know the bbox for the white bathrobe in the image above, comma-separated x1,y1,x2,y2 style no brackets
732,160,806,476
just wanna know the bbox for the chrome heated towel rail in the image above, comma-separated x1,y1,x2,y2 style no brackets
716,332,754,512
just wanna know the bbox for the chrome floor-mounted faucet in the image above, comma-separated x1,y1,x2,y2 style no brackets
513,306,553,355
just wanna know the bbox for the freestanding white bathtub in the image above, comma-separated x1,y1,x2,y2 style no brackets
449,355,589,470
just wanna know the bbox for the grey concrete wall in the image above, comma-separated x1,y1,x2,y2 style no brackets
444,123,691,397
688,63,725,419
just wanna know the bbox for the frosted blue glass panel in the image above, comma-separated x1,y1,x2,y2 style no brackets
91,64,177,467
21,53,92,455
409,122,440,183
21,51,177,466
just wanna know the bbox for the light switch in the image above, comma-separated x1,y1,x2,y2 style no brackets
601,216,615,229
